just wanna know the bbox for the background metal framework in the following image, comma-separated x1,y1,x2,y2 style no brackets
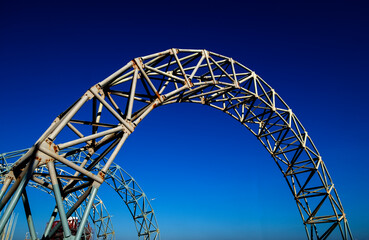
0,48,352,239
29,165,115,240
0,149,158,239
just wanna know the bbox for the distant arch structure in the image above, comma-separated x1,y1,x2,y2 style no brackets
0,49,352,239
1,150,114,239
0,148,157,239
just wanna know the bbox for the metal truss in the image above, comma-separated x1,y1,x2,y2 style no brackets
0,48,352,239
0,149,114,239
30,168,114,240
0,148,158,239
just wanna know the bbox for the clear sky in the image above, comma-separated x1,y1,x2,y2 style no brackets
0,0,368,239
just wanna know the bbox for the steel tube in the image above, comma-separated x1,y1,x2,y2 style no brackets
21,190,37,240
230,58,238,83
163,85,188,100
0,177,12,202
110,70,135,86
204,51,216,84
177,49,202,53
189,54,205,80
133,99,160,126
107,92,123,114
57,125,124,150
96,101,104,125
209,57,236,84
99,61,133,88
172,49,192,87
7,147,36,174
39,146,103,183
49,94,90,140
42,207,58,239
8,213,17,240
109,90,148,102
144,65,186,84
92,97,97,135
126,69,138,120
0,163,31,211
90,87,134,132
0,160,37,235
86,134,122,171
34,118,60,146
154,52,198,71
67,122,84,138
31,176,53,191
62,134,122,192
134,58,160,98
142,54,169,68
63,181,92,195
74,186,98,240
47,161,72,238
2,213,13,240
141,49,171,60
101,132,129,173
47,186,92,238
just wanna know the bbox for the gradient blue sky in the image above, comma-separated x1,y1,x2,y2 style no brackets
1,0,368,239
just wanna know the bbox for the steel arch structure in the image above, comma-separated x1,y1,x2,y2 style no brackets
0,148,158,239
0,48,352,239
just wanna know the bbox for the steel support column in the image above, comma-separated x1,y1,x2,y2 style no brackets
47,161,72,239
74,186,99,240
21,190,37,240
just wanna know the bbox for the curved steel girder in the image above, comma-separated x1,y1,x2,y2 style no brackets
0,48,352,240
0,148,159,239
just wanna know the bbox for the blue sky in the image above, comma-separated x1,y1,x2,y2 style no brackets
0,0,368,239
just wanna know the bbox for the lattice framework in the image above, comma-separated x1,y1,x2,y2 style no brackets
0,48,352,239
0,148,158,239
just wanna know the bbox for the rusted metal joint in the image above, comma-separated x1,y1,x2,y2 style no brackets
121,124,131,135
121,121,135,134
156,93,166,103
46,138,59,153
98,171,105,180
86,140,96,155
5,171,15,181
170,48,179,55
89,84,104,99
35,140,59,165
133,58,143,69
200,96,205,104
132,59,140,69
185,79,194,88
